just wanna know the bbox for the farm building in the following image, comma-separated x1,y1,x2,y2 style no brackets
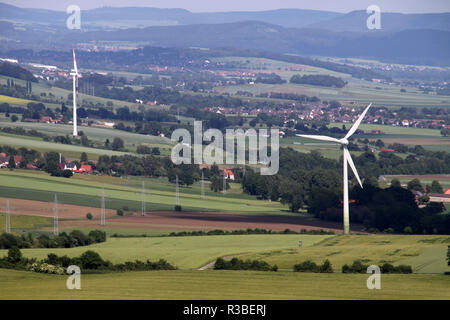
428,193,450,203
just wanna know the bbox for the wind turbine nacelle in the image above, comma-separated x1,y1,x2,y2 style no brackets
340,138,349,145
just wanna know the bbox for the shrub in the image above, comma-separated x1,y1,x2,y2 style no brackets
117,209,124,216
69,230,91,246
174,205,182,211
6,246,22,263
86,213,93,220
88,230,106,243
342,260,367,273
395,265,413,274
293,260,319,272
319,259,333,273
294,260,333,273
381,263,395,273
0,233,31,249
403,226,413,234
27,262,65,275
78,250,106,269
213,257,277,271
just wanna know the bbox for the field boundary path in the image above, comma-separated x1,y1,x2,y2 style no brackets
198,255,237,270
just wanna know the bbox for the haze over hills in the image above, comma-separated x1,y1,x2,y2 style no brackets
0,2,449,32
0,2,449,66
1,20,448,66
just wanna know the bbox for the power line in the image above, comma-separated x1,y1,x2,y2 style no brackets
5,200,10,233
101,188,106,226
141,181,146,216
53,194,59,236
201,171,205,200
175,175,180,206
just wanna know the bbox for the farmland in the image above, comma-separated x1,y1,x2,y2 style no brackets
0,234,330,269
241,235,450,274
0,170,289,215
1,269,449,299
213,57,450,108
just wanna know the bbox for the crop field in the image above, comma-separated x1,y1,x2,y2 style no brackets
0,213,52,232
0,94,32,105
0,234,330,269
212,57,450,107
0,121,172,147
241,235,450,274
0,170,289,215
280,136,365,160
1,269,449,300
329,122,450,152
383,174,450,189
0,75,142,110
0,132,129,159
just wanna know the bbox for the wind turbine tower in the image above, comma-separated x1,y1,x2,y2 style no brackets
297,103,372,235
70,49,80,136
101,188,106,226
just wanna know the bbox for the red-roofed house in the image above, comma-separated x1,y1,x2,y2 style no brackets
74,164,92,174
223,169,235,181
13,155,23,165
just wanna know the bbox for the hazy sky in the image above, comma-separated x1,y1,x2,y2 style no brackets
3,0,450,13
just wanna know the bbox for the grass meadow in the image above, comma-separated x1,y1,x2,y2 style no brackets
1,269,449,299
0,234,330,269
241,235,450,274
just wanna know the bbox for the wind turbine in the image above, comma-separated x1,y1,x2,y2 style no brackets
297,103,372,235
69,49,80,136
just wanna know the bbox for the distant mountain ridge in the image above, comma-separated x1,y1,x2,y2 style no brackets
0,2,449,32
308,10,450,32
1,19,449,66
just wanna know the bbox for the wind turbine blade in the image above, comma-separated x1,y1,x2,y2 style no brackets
345,103,372,139
344,147,363,188
296,134,341,144
73,49,78,74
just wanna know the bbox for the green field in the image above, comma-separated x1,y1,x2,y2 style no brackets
1,269,449,299
0,132,129,159
0,75,142,110
0,234,329,269
0,170,288,214
241,235,450,274
0,94,32,105
213,57,450,107
0,213,52,232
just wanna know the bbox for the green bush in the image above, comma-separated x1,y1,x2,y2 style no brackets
293,259,333,273
319,259,333,273
341,260,368,273
86,213,93,220
117,209,124,216
213,257,277,271
6,246,22,263
78,250,107,269
403,226,413,234
293,260,319,272
88,230,106,243
174,205,182,211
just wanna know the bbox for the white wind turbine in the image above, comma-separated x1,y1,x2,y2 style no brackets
297,103,372,235
70,49,80,136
